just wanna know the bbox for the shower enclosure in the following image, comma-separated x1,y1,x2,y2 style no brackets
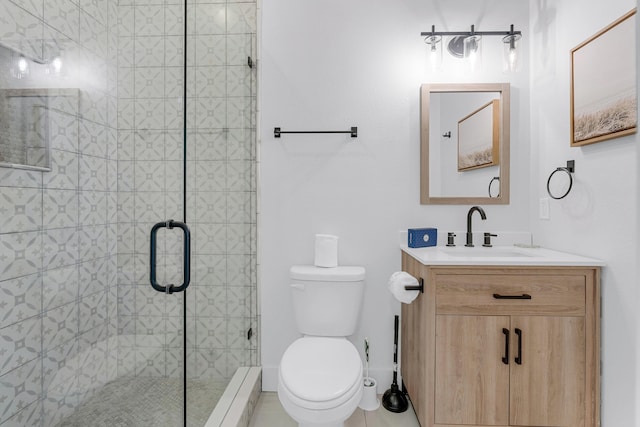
0,1,257,426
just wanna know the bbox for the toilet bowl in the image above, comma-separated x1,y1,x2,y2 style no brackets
277,265,366,427
278,337,363,427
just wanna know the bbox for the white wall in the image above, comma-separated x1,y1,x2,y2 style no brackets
259,0,530,391
259,1,639,425
529,1,638,425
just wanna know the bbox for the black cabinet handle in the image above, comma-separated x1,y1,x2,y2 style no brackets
515,328,523,365
502,328,509,365
493,293,532,300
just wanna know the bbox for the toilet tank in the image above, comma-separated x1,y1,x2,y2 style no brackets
289,265,365,337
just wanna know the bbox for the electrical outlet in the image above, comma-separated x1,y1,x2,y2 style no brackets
539,197,550,220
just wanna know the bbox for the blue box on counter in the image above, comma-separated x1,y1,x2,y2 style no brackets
408,228,437,248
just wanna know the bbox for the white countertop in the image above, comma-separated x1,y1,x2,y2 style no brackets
401,244,605,267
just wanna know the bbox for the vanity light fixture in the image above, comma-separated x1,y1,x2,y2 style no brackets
422,24,522,72
2,41,63,80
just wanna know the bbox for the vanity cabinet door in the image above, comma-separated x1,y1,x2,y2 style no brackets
510,316,586,427
434,315,510,426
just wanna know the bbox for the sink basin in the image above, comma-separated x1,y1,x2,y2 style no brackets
440,247,535,258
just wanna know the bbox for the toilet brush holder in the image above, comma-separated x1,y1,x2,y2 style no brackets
359,377,380,411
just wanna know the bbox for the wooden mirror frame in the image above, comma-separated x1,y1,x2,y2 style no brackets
420,83,510,205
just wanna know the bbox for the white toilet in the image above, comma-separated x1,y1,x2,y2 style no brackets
278,265,366,427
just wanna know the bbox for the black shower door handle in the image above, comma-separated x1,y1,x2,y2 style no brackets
150,220,191,294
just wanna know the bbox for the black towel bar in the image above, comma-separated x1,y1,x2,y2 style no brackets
274,127,358,138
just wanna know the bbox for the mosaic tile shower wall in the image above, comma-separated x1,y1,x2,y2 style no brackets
116,0,258,386
0,1,119,426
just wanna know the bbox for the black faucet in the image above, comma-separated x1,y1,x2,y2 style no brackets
466,206,487,247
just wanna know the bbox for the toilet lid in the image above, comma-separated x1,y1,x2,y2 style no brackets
280,337,362,403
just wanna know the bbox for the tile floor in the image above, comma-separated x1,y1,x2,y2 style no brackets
53,377,227,427
248,392,421,427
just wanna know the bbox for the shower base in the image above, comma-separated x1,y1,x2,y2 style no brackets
55,376,227,427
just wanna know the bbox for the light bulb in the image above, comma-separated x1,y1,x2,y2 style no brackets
463,35,482,72
424,35,442,72
469,49,478,66
429,48,438,67
18,57,28,73
508,48,517,67
48,56,63,75
12,55,30,79
502,32,521,73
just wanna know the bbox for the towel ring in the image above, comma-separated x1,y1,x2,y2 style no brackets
488,176,500,198
547,161,574,200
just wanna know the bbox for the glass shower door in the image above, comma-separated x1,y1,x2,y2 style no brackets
113,1,192,425
120,4,258,427
119,3,259,425
184,22,258,426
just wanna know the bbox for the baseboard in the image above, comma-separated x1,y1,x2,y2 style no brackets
262,365,278,391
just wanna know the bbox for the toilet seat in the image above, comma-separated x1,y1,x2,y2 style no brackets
279,337,362,411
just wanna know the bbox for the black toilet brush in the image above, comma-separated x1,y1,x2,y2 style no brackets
382,315,408,413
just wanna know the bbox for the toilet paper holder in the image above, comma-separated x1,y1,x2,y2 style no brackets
404,277,424,293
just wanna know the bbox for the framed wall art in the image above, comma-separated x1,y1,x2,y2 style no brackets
457,99,500,171
571,9,637,146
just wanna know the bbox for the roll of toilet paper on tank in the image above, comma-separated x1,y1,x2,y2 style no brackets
388,271,419,304
314,234,338,267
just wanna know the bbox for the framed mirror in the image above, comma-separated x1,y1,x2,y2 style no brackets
420,83,510,205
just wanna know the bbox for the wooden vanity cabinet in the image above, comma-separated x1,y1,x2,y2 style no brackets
400,252,601,427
